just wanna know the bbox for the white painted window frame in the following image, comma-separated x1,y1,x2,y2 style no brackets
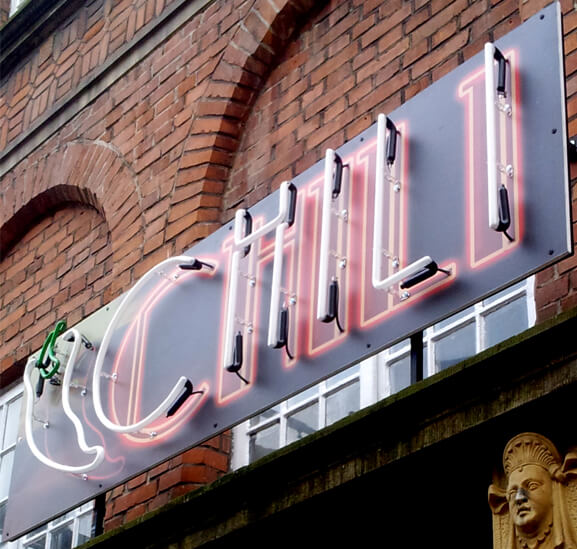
18,501,94,549
0,384,23,549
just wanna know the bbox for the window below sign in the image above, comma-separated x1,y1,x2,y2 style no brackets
0,385,95,549
15,502,94,549
0,384,23,549
232,277,535,468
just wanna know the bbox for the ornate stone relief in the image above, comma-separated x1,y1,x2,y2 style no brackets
489,433,577,549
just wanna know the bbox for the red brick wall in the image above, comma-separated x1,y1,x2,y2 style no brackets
103,434,231,530
0,1,9,27
0,0,185,151
0,204,112,386
0,141,141,381
2,0,577,533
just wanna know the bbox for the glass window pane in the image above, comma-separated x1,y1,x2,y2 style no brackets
483,279,526,305
389,338,409,355
3,398,21,450
389,355,411,394
287,402,318,444
379,347,429,395
434,305,474,331
325,381,359,426
50,523,73,549
249,422,279,461
54,508,78,526
287,386,318,408
24,537,46,549
249,405,280,428
484,297,528,348
325,364,360,390
74,513,93,547
434,323,476,371
0,451,14,500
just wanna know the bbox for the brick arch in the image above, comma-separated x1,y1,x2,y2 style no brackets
1,139,145,292
171,0,323,248
1,184,101,255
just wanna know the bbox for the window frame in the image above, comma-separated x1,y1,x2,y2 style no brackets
18,501,94,549
0,383,23,549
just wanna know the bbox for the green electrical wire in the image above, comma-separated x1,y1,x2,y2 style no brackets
35,320,67,379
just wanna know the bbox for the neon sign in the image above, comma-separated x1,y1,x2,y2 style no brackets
4,5,571,540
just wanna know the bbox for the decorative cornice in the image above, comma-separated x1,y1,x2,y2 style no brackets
0,0,85,74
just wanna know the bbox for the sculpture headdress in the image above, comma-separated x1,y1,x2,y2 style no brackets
503,432,562,479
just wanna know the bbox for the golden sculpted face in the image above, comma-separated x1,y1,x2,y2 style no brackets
506,464,553,535
489,433,577,549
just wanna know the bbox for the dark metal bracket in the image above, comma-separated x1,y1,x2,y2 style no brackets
273,307,294,360
493,46,508,97
322,279,345,333
385,117,399,165
227,332,249,384
569,139,577,163
166,379,204,417
400,261,451,290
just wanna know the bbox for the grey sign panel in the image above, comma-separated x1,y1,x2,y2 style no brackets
4,3,571,541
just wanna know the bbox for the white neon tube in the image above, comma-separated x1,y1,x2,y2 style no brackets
93,256,203,433
317,149,337,320
222,249,242,370
372,114,388,291
485,42,500,231
373,114,433,292
23,331,105,474
267,220,287,347
234,181,291,248
223,182,294,368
